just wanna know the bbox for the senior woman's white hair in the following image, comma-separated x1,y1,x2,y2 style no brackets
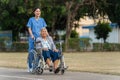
40,28,49,36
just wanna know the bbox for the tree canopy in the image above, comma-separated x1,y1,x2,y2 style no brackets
105,0,120,26
94,22,112,43
0,0,120,50
0,0,29,40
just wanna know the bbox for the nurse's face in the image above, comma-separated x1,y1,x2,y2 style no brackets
34,8,41,17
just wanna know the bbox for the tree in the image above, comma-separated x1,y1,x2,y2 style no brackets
105,0,120,26
70,30,79,38
94,21,112,43
39,0,87,51
0,0,29,40
0,0,43,40
60,0,108,51
40,0,66,36
63,0,92,51
2,0,117,50
84,0,120,27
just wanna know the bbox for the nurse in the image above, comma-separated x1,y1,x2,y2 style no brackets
26,7,47,72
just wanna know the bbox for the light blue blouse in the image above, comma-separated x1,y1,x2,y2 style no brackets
41,40,51,49
36,36,56,50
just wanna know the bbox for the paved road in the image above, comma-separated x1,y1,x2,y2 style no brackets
0,68,120,80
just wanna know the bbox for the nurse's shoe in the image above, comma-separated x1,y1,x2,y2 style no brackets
28,68,33,72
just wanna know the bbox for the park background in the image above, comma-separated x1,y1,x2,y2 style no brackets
0,0,120,75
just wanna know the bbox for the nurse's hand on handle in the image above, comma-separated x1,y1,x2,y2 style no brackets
31,35,34,40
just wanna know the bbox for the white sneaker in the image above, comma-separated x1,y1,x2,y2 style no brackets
30,68,33,72
28,68,33,72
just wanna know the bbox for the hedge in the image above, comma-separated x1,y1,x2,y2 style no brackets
12,42,28,52
1,39,120,52
93,43,120,51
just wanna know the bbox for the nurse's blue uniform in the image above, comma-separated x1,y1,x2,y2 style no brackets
26,17,47,70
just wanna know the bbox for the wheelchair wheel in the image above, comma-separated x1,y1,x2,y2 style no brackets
36,67,43,75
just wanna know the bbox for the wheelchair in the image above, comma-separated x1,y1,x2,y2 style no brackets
27,39,68,75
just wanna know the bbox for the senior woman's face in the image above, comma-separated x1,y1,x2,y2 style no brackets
41,29,48,37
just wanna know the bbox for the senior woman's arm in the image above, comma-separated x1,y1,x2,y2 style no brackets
48,36,59,52
48,36,56,49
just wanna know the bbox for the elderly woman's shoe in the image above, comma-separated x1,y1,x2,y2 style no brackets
49,65,53,72
54,67,60,74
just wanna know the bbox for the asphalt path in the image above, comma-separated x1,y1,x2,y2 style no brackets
0,68,120,80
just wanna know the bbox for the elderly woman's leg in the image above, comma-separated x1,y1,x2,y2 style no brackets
54,59,59,69
50,50,60,73
46,58,52,67
42,50,53,71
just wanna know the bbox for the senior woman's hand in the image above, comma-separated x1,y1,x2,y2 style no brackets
42,48,49,51
53,49,59,52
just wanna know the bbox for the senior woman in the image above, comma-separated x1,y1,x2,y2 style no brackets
36,28,60,74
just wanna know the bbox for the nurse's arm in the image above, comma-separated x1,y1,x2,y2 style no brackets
28,28,34,39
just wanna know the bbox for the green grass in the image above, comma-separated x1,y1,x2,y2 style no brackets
0,52,120,75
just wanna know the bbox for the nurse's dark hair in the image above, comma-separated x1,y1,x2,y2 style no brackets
33,7,41,12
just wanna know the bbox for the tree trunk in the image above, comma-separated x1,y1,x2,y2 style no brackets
51,18,56,37
65,14,71,51
65,22,72,51
64,1,72,51
64,1,81,51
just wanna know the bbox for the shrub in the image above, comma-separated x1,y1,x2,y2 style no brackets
68,38,80,51
94,22,112,43
12,42,28,52
70,30,79,38
93,43,120,51
0,37,11,51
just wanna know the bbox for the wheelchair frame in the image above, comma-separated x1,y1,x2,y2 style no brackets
27,40,68,75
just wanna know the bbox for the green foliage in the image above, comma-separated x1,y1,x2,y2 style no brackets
68,38,91,51
80,38,91,46
85,0,120,27
68,38,80,51
94,22,112,43
0,0,119,45
0,37,6,50
70,30,79,38
55,42,65,52
79,38,91,51
40,0,67,31
105,0,120,26
0,37,11,51
12,42,28,52
93,43,120,51
0,0,29,41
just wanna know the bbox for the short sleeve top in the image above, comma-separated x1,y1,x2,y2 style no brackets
27,17,47,38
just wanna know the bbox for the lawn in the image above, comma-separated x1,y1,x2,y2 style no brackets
0,52,120,75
